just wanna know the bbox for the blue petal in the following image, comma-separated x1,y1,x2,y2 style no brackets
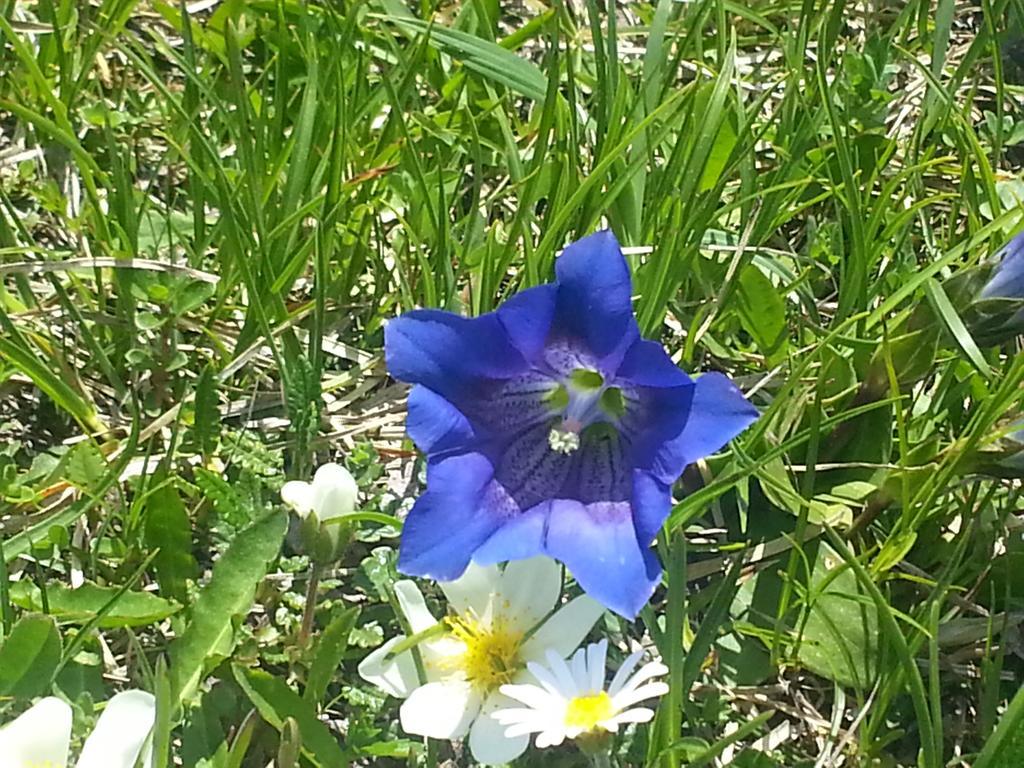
472,501,549,564
632,470,673,549
982,232,1024,300
406,386,476,454
497,284,558,362
545,499,660,618
385,310,528,402
616,338,693,388
397,453,503,580
554,230,638,359
645,372,758,483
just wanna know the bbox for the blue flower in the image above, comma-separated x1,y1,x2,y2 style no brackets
385,231,758,618
981,230,1024,301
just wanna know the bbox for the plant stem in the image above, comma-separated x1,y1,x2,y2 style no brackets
299,561,322,646
588,751,614,768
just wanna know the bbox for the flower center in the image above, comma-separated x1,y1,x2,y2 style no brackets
445,614,523,692
564,691,615,731
545,369,627,454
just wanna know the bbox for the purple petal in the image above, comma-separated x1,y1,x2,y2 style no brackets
497,284,558,363
616,338,693,388
545,499,660,619
632,470,673,549
554,230,638,360
473,501,549,564
406,386,476,454
981,231,1024,300
645,372,758,483
397,453,503,580
385,310,528,403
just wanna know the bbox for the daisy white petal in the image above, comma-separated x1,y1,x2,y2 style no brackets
491,641,669,751
605,707,656,727
587,639,608,692
607,649,643,696
612,681,671,710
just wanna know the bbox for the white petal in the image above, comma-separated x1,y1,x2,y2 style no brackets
440,562,499,618
0,696,72,768
76,691,156,768
400,680,481,739
605,707,656,727
612,682,670,710
616,661,669,699
570,646,589,691
280,480,314,518
468,692,530,766
357,636,420,698
525,660,570,699
545,650,579,697
495,557,561,632
498,683,560,712
521,594,604,661
535,727,567,749
310,463,358,519
393,580,439,635
587,640,608,693
607,650,644,696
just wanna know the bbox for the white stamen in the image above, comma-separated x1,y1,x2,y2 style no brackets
548,427,580,454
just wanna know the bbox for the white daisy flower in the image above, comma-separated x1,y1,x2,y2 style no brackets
0,691,156,768
358,556,604,765
493,639,669,748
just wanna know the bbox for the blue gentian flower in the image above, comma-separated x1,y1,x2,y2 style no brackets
981,230,1024,301
385,231,758,618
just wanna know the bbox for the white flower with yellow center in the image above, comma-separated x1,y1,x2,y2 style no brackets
0,691,156,768
358,556,604,765
493,639,669,748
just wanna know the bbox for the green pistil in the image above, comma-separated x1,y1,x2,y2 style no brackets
569,368,604,391
546,383,570,411
599,386,626,418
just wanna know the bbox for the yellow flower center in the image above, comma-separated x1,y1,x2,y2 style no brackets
564,691,615,731
445,614,523,692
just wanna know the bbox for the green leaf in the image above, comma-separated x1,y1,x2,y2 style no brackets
797,545,878,690
169,511,287,707
380,15,548,102
0,614,62,698
193,364,221,457
234,666,350,767
8,581,180,628
736,265,788,365
64,441,108,490
0,337,100,431
145,484,198,604
974,681,1024,768
304,607,359,705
